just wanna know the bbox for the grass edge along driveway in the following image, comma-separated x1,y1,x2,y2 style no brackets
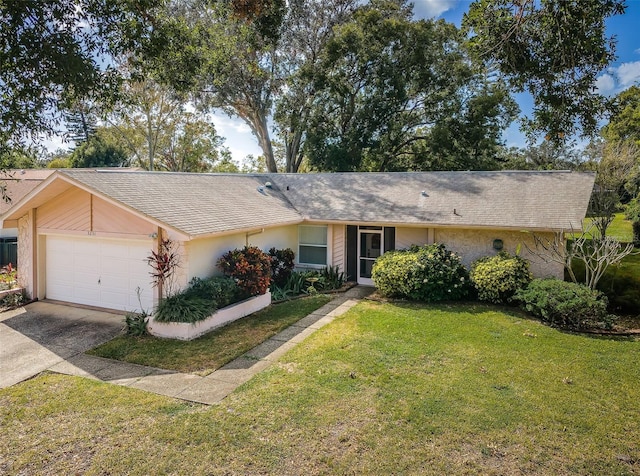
2,300,639,475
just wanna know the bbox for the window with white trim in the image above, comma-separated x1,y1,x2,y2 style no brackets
298,225,328,266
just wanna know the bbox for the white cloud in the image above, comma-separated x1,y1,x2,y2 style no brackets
635,48,640,55
210,112,252,135
412,0,458,19
615,61,640,87
595,73,616,94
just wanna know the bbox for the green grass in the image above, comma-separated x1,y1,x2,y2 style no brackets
88,294,331,375
2,301,640,475
579,212,634,242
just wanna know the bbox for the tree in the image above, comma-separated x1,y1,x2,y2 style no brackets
602,85,640,147
303,1,517,172
528,223,634,290
581,139,640,237
147,0,358,172
107,78,233,172
0,0,163,152
463,0,626,143
498,141,583,171
69,128,130,168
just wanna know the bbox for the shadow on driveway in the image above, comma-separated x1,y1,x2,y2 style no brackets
0,301,172,389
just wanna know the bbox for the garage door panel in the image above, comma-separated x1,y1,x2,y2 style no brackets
46,236,155,312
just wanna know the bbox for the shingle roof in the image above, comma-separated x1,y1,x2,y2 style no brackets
268,171,595,231
4,169,595,236
59,170,303,237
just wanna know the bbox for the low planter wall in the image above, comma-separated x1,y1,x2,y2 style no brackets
147,291,272,341
0,287,23,300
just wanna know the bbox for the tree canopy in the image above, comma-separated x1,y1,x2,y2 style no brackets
0,0,163,152
463,0,626,143
304,1,518,172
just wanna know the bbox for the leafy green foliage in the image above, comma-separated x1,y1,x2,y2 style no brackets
319,265,345,290
633,222,640,246
186,276,243,308
154,293,215,324
268,248,295,287
218,246,272,296
602,85,640,146
305,2,517,172
470,252,533,304
372,243,469,302
463,0,625,142
69,129,130,168
626,197,640,222
0,0,163,150
124,310,149,336
515,279,610,330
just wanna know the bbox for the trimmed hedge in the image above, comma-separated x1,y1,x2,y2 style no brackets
514,279,610,330
470,251,532,304
371,243,469,302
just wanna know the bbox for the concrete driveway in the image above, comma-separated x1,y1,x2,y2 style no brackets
0,301,124,389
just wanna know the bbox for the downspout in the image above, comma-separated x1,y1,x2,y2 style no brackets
246,228,265,246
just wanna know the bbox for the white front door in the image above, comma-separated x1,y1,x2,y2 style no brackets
357,227,383,285
45,235,154,312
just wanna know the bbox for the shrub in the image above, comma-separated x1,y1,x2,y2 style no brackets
125,310,149,336
514,279,610,330
187,276,243,307
319,265,345,290
217,246,272,296
633,221,640,246
470,251,533,304
268,247,295,287
371,243,469,302
625,196,640,221
154,293,215,323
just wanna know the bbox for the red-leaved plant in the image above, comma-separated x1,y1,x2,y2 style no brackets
217,246,272,296
148,238,180,297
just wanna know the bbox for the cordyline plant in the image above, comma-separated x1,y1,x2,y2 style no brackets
147,238,180,298
527,222,634,290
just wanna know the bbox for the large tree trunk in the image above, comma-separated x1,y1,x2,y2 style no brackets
255,115,278,173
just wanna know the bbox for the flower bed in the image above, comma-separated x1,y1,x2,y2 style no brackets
147,291,271,341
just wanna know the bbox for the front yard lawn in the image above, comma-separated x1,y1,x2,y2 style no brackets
2,301,639,475
88,294,331,375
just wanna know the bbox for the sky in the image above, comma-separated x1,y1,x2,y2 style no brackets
44,0,640,163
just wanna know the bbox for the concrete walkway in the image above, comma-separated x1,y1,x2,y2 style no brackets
3,287,372,405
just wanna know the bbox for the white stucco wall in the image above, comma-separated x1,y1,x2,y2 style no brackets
396,227,430,250
184,225,298,282
434,228,563,279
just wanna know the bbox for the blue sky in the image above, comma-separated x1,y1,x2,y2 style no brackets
44,1,640,162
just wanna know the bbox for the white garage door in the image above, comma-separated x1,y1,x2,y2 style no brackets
46,235,155,312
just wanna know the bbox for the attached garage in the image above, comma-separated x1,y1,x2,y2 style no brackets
45,235,154,312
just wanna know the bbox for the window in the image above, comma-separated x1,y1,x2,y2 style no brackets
298,225,328,265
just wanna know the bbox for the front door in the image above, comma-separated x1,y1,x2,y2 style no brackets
358,226,383,285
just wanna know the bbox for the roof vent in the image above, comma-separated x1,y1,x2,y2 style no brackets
265,181,272,188
421,190,428,197
257,186,265,194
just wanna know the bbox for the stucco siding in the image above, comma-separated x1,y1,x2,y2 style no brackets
396,227,429,250
184,225,298,281
434,228,563,279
